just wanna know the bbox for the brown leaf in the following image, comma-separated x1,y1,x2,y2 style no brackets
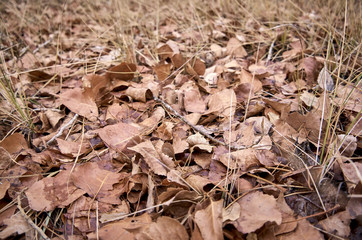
129,140,168,176
0,213,32,239
338,156,362,185
282,39,306,59
45,110,64,128
317,66,334,91
27,70,53,81
157,44,174,61
125,87,153,102
154,63,171,81
142,216,188,240
219,149,259,171
233,191,282,234
173,136,189,154
88,214,152,240
0,180,10,200
139,107,165,131
192,58,206,75
0,132,28,155
226,37,247,58
0,147,13,169
94,122,141,152
273,194,298,235
105,62,137,81
337,134,357,157
299,57,321,86
59,88,98,120
187,133,213,152
206,88,236,118
56,138,90,157
318,211,351,238
26,169,86,211
180,81,206,113
82,74,110,99
194,199,223,240
277,218,324,240
171,53,185,69
185,174,212,193
71,162,123,204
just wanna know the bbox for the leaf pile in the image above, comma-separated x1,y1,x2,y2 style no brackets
0,0,361,239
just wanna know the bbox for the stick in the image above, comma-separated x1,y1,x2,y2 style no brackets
154,96,246,150
46,113,79,146
17,195,50,240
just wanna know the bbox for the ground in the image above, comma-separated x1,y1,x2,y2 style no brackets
0,0,361,239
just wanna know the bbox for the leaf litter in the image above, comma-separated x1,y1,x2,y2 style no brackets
0,0,361,239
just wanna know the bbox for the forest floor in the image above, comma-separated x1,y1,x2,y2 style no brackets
0,0,361,239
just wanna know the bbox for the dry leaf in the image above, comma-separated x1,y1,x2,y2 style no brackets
129,140,168,176
94,122,140,152
71,162,123,204
277,218,324,240
26,169,86,211
154,63,172,81
0,133,28,155
219,149,259,171
59,88,98,120
0,213,32,239
194,199,223,240
226,38,247,58
318,211,351,238
317,66,334,91
206,88,236,118
106,62,137,81
142,216,188,240
233,191,282,234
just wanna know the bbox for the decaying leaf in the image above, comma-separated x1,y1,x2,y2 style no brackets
26,169,86,211
317,66,334,91
194,199,223,240
232,191,282,234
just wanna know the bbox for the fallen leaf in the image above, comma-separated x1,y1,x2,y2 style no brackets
0,180,10,199
0,213,32,239
233,191,282,234
59,88,98,120
180,81,206,113
194,199,223,240
0,133,28,154
105,62,137,81
26,169,86,211
219,149,259,171
56,138,90,157
129,140,169,176
71,162,123,204
277,218,324,240
317,66,334,91
226,38,247,58
94,122,141,152
154,63,171,81
142,216,188,240
318,210,351,238
206,88,236,118
88,213,152,240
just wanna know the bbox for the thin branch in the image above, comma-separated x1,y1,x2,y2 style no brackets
17,195,50,240
46,113,79,146
154,96,246,150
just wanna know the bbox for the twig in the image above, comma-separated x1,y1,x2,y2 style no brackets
154,96,246,150
46,113,79,146
281,204,340,224
32,108,62,112
266,39,275,66
17,195,50,240
33,35,54,54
